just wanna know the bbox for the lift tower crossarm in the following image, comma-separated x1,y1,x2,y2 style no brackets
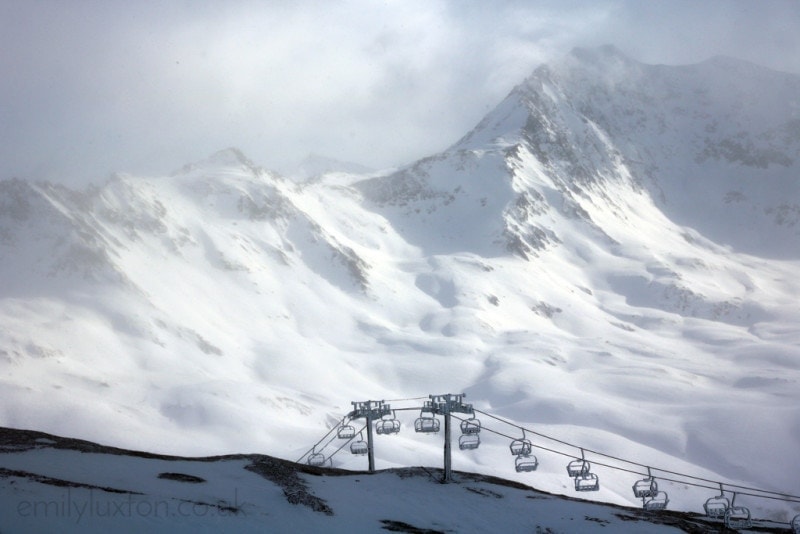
350,400,391,473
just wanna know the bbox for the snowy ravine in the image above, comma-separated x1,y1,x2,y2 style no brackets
1,45,799,526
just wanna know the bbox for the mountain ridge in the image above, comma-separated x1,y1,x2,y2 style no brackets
1,47,799,520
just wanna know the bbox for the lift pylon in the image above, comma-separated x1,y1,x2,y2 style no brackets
428,393,473,483
349,400,391,473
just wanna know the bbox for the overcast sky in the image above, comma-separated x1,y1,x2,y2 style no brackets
2,0,800,185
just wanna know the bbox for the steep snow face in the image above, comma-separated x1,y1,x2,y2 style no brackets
356,149,524,257
0,179,127,291
442,45,800,259
1,50,799,520
521,45,800,258
0,150,386,453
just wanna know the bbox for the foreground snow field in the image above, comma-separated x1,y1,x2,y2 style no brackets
1,428,794,533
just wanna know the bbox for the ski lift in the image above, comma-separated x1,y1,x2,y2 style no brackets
414,409,440,433
703,484,729,519
566,459,590,477
307,448,328,467
642,491,669,511
414,417,440,433
566,449,591,477
415,402,440,433
574,472,600,492
723,493,752,530
460,416,481,435
376,411,401,435
791,514,800,534
337,424,356,440
632,467,658,499
509,429,532,456
515,453,538,472
458,433,480,450
420,400,436,417
724,507,752,530
350,432,368,456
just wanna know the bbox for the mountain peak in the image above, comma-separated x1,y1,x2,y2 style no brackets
417,44,800,259
451,45,642,152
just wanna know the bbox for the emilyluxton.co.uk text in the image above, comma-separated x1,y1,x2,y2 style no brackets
16,488,249,524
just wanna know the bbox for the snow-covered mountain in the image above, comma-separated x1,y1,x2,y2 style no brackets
1,46,799,522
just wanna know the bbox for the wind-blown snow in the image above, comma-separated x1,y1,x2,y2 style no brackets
1,46,799,522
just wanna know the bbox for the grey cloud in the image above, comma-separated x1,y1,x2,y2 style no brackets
2,0,798,186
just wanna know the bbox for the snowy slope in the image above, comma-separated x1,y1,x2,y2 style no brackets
1,428,793,533
450,45,800,259
1,47,799,523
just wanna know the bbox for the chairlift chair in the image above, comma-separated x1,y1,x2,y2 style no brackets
376,418,401,435
458,433,480,450
460,417,481,435
703,485,730,519
420,401,436,417
414,416,440,433
703,495,730,518
515,454,538,472
509,429,532,456
376,411,401,435
723,493,752,530
337,424,356,440
633,477,658,498
574,472,600,492
350,431,368,455
509,438,532,456
642,491,669,511
307,452,327,467
566,459,590,477
724,506,752,530
350,439,368,455
790,513,800,534
632,468,658,499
